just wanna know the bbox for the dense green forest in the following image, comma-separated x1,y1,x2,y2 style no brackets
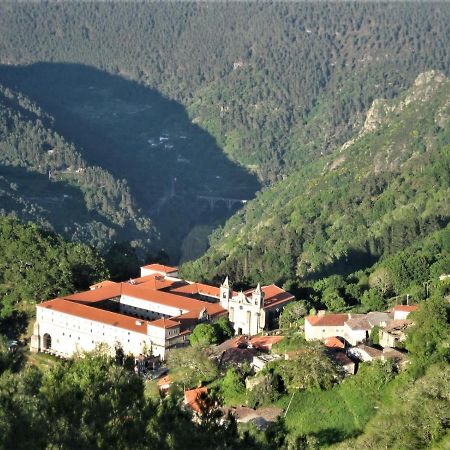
0,2,449,262
0,216,108,335
181,72,450,311
0,70,258,260
0,83,160,251
1,2,449,181
0,215,447,448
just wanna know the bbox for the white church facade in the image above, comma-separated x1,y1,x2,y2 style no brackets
31,264,294,359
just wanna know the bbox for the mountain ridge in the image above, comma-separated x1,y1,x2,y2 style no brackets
180,72,450,288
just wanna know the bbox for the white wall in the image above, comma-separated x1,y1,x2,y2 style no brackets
304,320,346,341
343,324,368,346
36,307,152,358
120,294,187,318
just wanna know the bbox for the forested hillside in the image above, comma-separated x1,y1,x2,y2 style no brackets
0,2,449,181
0,83,158,251
0,69,258,260
0,216,108,335
181,72,450,307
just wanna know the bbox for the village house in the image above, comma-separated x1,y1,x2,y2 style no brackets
392,304,417,320
184,387,209,419
343,316,371,346
305,310,396,346
31,264,294,359
348,344,383,362
379,320,412,348
304,312,349,341
330,351,356,375
382,347,409,369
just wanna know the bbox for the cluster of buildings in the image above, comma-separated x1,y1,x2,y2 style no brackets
304,304,418,371
31,263,294,360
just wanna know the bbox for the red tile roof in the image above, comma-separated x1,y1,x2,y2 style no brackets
141,264,178,274
249,335,284,350
89,280,119,290
324,336,346,349
393,305,418,312
38,298,148,334
305,313,349,327
261,284,295,308
64,284,122,304
148,317,180,329
121,283,226,318
184,387,208,414
168,282,220,298
157,375,172,389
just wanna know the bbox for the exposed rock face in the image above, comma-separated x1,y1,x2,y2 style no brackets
414,70,446,87
340,70,448,153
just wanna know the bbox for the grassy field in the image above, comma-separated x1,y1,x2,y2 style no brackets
277,362,395,447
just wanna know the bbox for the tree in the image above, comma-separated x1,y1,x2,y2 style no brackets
353,363,450,449
41,351,146,449
361,288,385,312
322,289,346,311
274,343,339,392
166,346,218,388
406,292,450,373
279,301,307,329
0,367,46,450
214,316,234,342
189,323,219,347
220,368,246,406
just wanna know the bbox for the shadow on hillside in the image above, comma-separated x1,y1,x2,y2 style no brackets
305,248,380,281
309,428,358,446
0,62,260,261
0,165,119,243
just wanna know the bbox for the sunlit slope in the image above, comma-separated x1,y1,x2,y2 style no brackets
181,72,450,285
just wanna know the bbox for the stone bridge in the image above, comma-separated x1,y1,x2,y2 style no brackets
197,195,248,211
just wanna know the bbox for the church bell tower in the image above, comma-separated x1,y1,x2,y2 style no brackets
220,276,232,309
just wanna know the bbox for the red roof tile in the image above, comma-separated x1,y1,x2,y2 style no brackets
184,387,208,414
393,305,418,312
89,280,119,290
38,298,148,334
324,336,346,349
306,314,349,327
148,317,180,329
141,264,178,274
64,284,122,303
121,283,226,317
168,282,220,298
249,335,284,350
261,285,295,308
157,375,172,389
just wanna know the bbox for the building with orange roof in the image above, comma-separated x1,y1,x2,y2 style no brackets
220,278,295,335
184,387,209,415
324,336,346,349
140,264,178,278
249,335,284,351
304,312,350,341
392,304,418,320
31,263,294,359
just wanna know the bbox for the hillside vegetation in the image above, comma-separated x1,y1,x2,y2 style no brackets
0,2,449,181
0,83,159,251
182,72,450,304
0,68,258,259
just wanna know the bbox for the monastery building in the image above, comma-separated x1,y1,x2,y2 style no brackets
31,264,294,359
